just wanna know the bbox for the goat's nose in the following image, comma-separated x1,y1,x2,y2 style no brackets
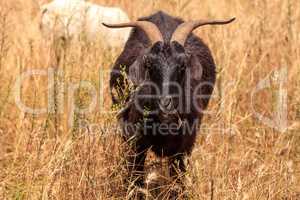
159,96,173,111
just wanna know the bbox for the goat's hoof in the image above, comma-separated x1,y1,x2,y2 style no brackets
169,186,189,200
128,187,150,200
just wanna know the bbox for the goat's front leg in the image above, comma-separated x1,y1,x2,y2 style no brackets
168,154,188,199
124,145,147,200
125,145,147,188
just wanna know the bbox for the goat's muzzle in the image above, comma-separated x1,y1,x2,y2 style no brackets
158,96,176,114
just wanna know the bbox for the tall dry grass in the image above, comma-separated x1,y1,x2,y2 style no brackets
0,0,299,199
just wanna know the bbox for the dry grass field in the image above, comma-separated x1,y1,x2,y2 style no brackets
0,0,300,199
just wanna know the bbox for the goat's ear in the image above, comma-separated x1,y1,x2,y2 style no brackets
128,60,145,85
187,55,203,81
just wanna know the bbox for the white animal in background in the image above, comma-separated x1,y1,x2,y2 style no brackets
39,0,131,48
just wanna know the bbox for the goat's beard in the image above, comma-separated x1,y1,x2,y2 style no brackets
158,109,183,129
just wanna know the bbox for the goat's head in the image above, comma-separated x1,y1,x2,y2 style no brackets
103,18,235,117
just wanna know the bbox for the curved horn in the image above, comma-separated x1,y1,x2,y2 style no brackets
102,21,163,45
171,17,236,46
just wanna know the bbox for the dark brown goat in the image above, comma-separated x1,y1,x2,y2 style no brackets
103,11,235,198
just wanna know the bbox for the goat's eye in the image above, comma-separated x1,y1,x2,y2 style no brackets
180,65,186,73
